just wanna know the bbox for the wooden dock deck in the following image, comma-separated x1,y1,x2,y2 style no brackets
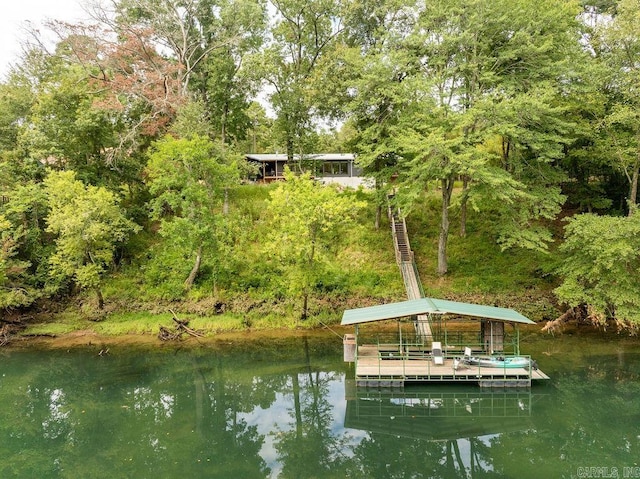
354,346,549,388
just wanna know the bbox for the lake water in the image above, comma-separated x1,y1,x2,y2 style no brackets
1,330,639,478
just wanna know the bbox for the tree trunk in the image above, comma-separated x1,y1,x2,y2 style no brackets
460,176,468,237
221,103,228,145
302,292,309,321
223,188,229,216
95,287,104,310
437,177,455,276
374,177,383,230
286,133,294,163
252,119,257,153
184,243,203,290
629,158,639,216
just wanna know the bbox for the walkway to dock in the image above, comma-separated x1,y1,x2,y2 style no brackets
389,204,432,339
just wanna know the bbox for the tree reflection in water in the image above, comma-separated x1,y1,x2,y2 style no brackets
0,336,639,478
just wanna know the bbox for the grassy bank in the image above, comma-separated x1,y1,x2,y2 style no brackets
19,184,562,340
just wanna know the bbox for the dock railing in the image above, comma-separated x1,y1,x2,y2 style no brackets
354,336,535,386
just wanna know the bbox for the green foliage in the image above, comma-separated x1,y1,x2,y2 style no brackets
0,73,34,154
555,213,640,328
3,0,639,336
44,171,140,305
145,135,241,292
388,0,581,275
19,63,125,186
0,182,50,309
253,0,345,158
590,0,640,213
0,215,35,309
265,169,366,318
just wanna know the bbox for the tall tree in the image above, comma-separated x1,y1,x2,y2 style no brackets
44,171,140,310
332,0,416,229
194,0,267,144
145,135,240,291
265,169,364,319
257,0,345,161
592,0,640,215
108,0,226,95
394,0,581,275
42,19,183,167
108,0,267,143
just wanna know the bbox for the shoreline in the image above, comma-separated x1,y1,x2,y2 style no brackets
5,321,632,350
4,326,354,350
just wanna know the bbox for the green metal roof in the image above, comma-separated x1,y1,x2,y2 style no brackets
341,297,535,326
341,299,440,325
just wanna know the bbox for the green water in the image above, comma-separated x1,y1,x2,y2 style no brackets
1,332,639,478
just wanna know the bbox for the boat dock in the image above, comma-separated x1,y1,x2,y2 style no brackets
353,345,549,388
341,298,550,388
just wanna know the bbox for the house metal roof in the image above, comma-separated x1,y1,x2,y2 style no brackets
341,297,535,325
246,153,355,162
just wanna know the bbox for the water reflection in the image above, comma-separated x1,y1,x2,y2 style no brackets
0,336,639,478
344,385,541,478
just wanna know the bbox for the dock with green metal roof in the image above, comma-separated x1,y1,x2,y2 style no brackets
341,298,549,388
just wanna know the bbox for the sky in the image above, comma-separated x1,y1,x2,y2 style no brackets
0,0,90,77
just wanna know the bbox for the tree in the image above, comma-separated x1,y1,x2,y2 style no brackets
106,0,225,95
44,171,140,309
393,0,581,275
256,0,345,161
145,135,240,291
265,168,364,319
104,0,266,145
19,60,123,185
42,20,183,167
334,1,416,230
0,182,49,311
0,215,37,311
0,72,34,155
554,212,640,330
193,0,267,144
592,0,640,215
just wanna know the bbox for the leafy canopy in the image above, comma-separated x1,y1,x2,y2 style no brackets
145,135,241,291
44,171,140,300
555,212,640,329
266,168,365,318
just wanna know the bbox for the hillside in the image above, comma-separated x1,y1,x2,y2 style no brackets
20,184,561,339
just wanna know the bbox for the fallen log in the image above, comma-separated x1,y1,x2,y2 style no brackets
0,322,26,347
542,304,588,334
542,309,574,334
158,311,205,341
158,325,181,341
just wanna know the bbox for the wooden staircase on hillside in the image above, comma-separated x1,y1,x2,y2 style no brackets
388,201,432,340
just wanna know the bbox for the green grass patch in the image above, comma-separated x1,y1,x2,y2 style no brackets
23,321,82,336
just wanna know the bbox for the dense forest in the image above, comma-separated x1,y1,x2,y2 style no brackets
1,0,639,337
